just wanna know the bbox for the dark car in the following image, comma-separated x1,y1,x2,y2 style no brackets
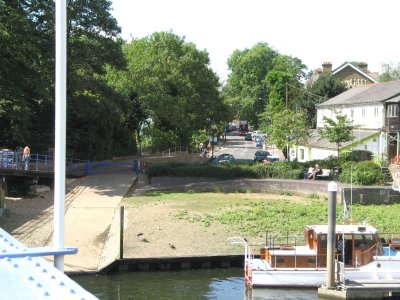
244,133,252,141
255,138,264,148
254,150,271,162
217,153,235,163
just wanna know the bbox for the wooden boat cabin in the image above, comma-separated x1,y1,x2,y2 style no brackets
260,225,383,269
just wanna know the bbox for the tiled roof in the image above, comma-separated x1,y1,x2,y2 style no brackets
306,129,379,150
317,80,400,107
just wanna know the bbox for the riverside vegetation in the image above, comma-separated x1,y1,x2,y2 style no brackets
126,191,400,246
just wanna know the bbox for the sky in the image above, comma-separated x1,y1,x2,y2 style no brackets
110,0,400,82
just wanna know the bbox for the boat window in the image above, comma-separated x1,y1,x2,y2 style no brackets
276,259,285,264
355,234,373,247
307,258,316,264
319,234,327,250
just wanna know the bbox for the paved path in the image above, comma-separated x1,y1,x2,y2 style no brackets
6,161,136,273
63,163,136,272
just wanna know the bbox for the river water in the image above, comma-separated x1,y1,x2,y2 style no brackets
73,269,318,300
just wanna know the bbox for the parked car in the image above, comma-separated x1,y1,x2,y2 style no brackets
0,149,15,168
262,156,279,164
254,150,271,162
245,133,252,141
216,153,235,163
251,130,260,138
255,139,264,147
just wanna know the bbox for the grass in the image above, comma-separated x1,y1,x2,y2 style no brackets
124,191,400,239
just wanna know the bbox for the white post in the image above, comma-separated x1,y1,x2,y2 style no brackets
326,181,337,289
54,0,67,272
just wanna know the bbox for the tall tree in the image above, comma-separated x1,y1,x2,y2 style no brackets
0,0,54,148
267,109,309,160
117,32,227,152
300,74,347,128
319,111,358,158
225,43,279,128
65,0,129,159
380,62,400,82
0,0,130,160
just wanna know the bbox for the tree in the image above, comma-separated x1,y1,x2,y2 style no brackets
0,0,130,159
225,43,279,128
319,111,358,158
117,31,228,152
299,74,347,128
267,109,309,160
380,62,400,82
0,0,54,148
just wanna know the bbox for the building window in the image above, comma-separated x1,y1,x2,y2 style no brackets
362,108,366,117
350,109,354,118
374,107,379,117
300,149,304,160
388,104,399,117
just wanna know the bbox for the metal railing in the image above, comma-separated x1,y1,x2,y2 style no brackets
161,146,189,157
0,150,88,177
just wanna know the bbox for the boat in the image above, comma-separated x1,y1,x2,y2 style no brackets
230,224,400,287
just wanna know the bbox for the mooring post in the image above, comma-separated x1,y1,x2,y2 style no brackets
119,206,124,259
326,181,337,289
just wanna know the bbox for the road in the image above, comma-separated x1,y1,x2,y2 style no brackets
213,130,284,161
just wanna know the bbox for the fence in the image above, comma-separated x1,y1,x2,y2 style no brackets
0,150,88,177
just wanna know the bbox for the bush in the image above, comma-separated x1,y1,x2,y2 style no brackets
339,161,386,186
146,159,385,185
147,161,304,180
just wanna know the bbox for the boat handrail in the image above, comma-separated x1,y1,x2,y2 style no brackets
228,237,253,259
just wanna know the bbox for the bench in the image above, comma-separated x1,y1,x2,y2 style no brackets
316,169,332,180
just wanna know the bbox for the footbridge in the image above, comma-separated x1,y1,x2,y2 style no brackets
0,152,88,178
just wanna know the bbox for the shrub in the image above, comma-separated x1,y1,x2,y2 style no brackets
339,161,386,186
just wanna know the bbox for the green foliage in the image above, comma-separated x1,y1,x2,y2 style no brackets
319,111,359,158
131,191,400,239
339,161,386,186
120,31,228,152
0,0,134,159
379,62,400,82
300,74,347,128
267,109,309,154
147,157,386,186
147,161,304,180
225,43,279,127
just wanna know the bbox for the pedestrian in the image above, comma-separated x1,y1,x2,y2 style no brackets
304,165,314,179
23,146,30,170
207,142,212,157
310,164,322,180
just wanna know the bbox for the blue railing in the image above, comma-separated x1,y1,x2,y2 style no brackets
0,150,88,177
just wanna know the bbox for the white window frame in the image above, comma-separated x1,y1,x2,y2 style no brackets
388,104,399,118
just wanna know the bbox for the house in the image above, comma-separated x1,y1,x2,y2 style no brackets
292,80,400,163
306,62,379,88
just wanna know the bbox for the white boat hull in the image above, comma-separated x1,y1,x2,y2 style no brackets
249,258,400,287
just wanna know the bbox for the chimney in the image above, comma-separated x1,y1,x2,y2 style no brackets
357,62,368,73
322,62,332,74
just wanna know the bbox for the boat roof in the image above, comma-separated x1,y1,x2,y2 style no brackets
306,224,378,235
